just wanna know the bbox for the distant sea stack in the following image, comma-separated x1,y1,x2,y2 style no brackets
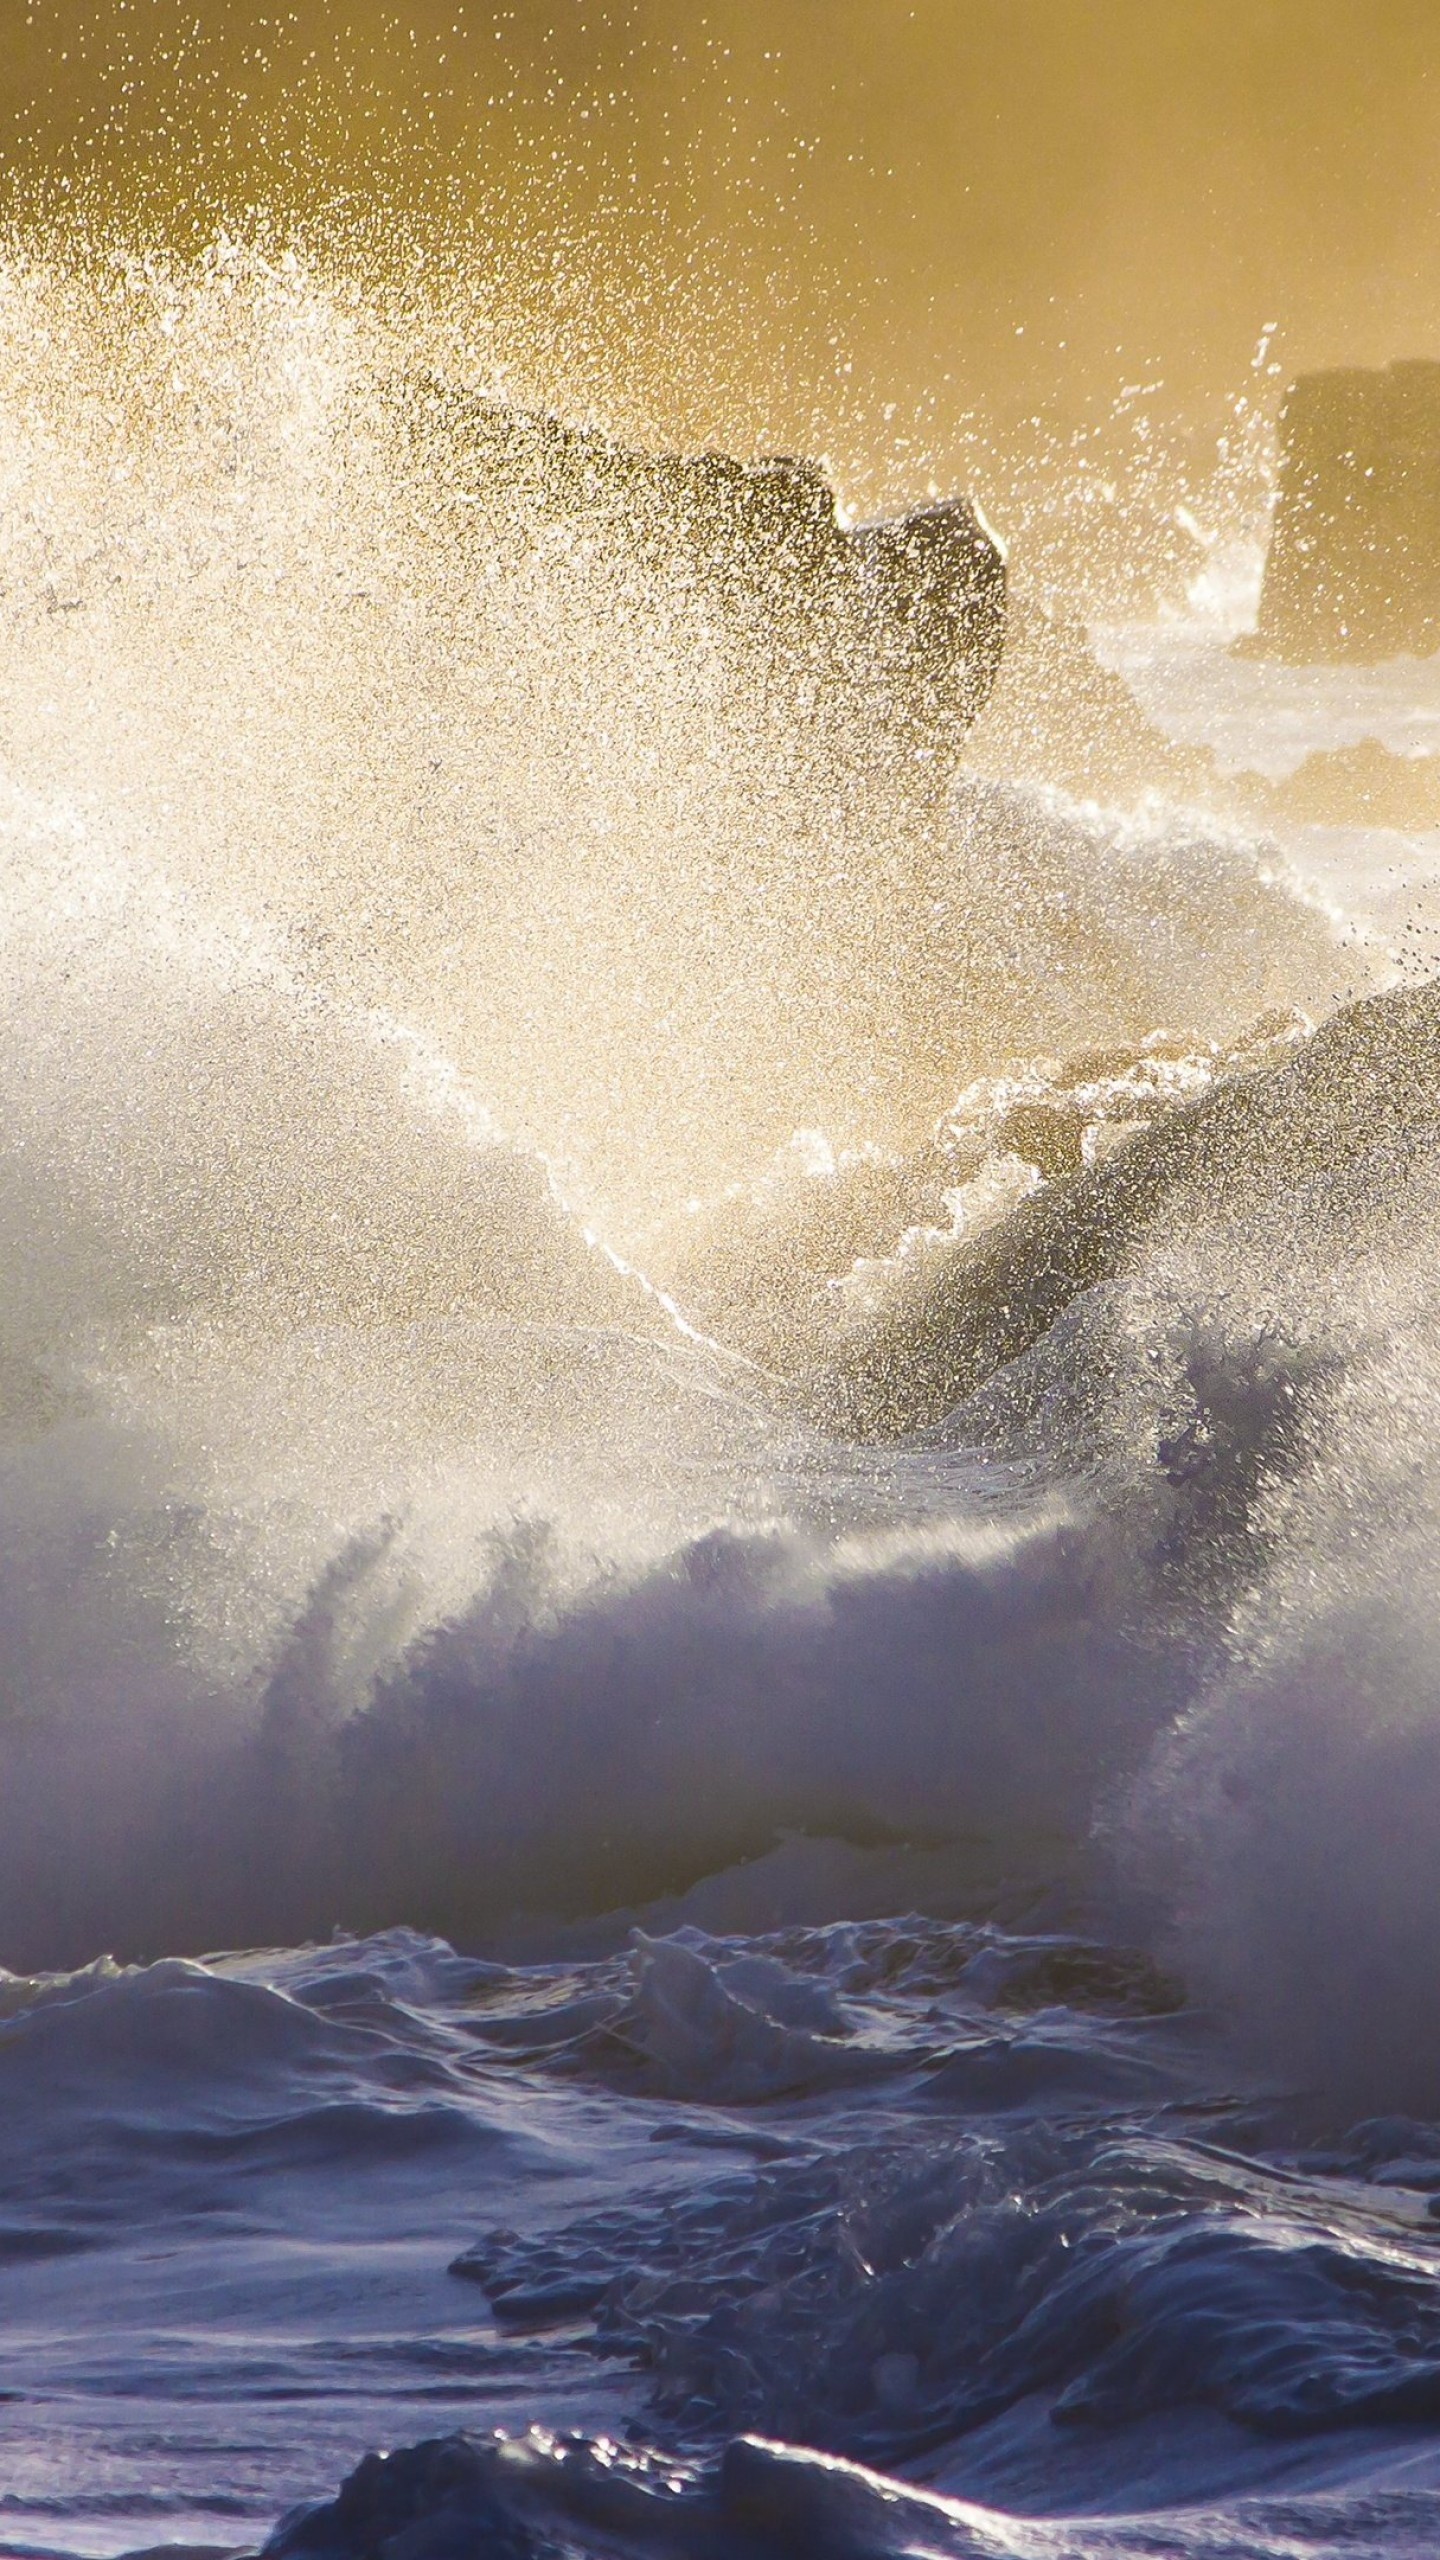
1250,361,1440,663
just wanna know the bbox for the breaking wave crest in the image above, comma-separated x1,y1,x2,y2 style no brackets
2,233,1439,2157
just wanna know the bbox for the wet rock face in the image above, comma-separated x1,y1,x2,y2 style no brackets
405,382,1007,763
1253,361,1440,663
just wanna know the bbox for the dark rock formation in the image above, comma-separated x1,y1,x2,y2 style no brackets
401,381,1007,766
1251,361,1440,663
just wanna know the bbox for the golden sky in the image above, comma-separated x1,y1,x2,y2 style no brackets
3,2,1438,485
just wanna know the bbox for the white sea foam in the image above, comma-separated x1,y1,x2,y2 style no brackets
3,236,1440,2557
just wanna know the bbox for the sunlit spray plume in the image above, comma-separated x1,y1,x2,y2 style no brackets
0,235,1334,1251
0,232,1009,1234
0,230,1373,2023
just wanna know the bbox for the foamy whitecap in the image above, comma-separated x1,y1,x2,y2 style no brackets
4,233,1440,2560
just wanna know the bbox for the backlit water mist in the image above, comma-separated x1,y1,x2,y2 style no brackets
7,236,1440,2559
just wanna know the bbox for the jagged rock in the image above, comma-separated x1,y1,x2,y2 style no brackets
1250,362,1440,664
399,381,1007,767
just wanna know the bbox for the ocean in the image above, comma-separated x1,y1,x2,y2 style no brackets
4,245,1440,2559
